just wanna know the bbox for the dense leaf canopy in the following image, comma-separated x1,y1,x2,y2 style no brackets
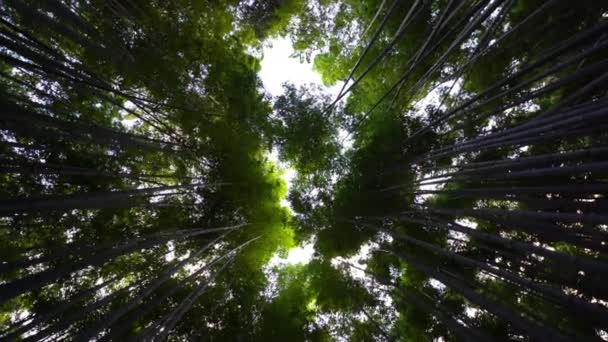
1,0,607,341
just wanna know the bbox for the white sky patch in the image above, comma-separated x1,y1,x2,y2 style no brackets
598,329,608,342
280,168,297,208
332,241,395,310
476,270,495,282
120,100,140,129
455,218,478,229
331,242,375,280
410,78,463,121
465,306,480,318
448,230,470,248
338,127,354,152
429,278,447,292
415,179,441,204
64,226,78,243
262,241,316,299
11,310,31,324
165,241,176,262
267,241,316,268
259,38,344,98
284,243,316,264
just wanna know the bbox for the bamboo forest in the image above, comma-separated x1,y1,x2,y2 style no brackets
1,0,608,340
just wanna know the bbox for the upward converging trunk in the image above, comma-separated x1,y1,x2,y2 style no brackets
0,224,246,304
135,236,260,341
150,258,232,342
405,21,608,144
387,249,572,341
335,0,399,100
344,261,491,342
366,223,608,329
414,146,608,182
73,231,234,340
325,0,428,112
21,275,149,342
0,184,202,215
1,0,607,340
0,99,179,153
0,276,117,340
387,213,607,275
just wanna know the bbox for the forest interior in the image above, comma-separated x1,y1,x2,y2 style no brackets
0,0,608,340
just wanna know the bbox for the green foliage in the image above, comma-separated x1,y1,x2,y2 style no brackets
272,84,341,174
1,0,607,341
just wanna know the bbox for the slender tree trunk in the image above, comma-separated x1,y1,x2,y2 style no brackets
387,249,572,341
0,224,245,304
366,223,608,328
74,231,233,340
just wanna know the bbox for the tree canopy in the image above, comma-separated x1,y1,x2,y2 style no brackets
1,0,607,341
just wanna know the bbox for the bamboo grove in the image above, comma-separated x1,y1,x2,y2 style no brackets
1,0,608,341
284,0,608,340
0,0,294,340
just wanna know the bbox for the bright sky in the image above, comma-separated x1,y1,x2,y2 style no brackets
256,37,401,326
259,36,352,204
258,37,338,266
259,38,344,98
261,38,355,152
267,241,316,268
262,241,315,299
258,38,351,266
258,37,457,267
